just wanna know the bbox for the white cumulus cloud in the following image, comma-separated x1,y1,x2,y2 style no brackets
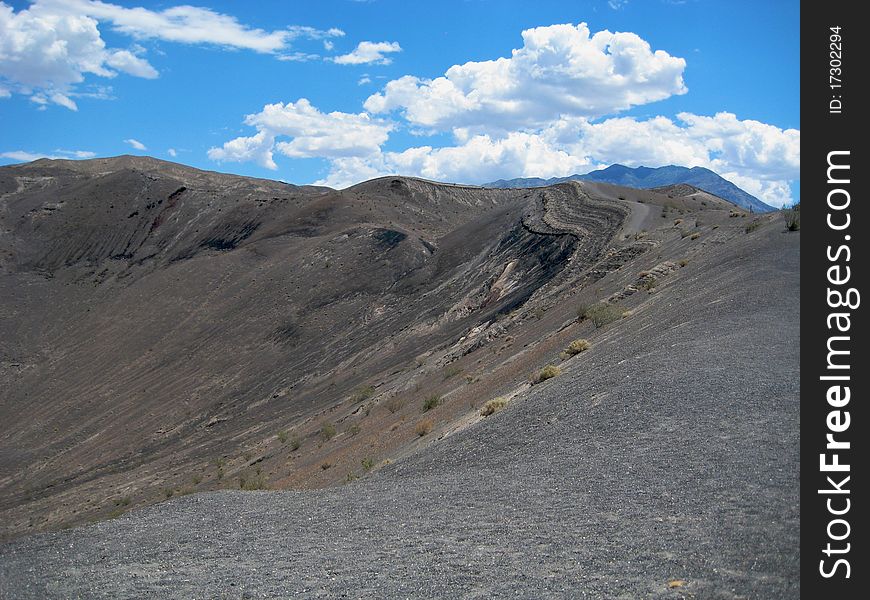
334,41,402,65
167,148,177,157
124,138,146,150
313,112,799,207
1,149,96,162
208,99,393,170
0,0,341,108
364,23,687,131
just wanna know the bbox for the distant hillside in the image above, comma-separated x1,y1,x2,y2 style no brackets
487,164,775,213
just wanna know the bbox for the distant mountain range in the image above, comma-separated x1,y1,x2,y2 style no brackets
486,164,775,213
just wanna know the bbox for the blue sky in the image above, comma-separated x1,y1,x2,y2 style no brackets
0,0,799,206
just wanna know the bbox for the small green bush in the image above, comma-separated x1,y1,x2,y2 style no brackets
583,303,623,328
745,220,762,234
290,436,301,451
443,365,463,379
423,395,441,412
352,385,375,403
784,203,800,231
239,471,267,491
320,422,337,441
361,457,375,471
277,430,288,444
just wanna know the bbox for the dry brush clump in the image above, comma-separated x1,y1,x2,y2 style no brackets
415,419,433,437
563,339,591,356
531,365,561,384
480,397,508,416
385,396,406,414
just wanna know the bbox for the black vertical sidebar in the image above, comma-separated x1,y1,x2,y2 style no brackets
802,2,867,597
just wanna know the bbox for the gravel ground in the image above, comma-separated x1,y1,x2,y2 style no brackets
0,228,800,599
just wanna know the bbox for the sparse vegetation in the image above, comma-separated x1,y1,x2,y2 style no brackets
423,395,441,412
443,364,463,379
361,457,375,471
352,385,375,403
480,397,508,416
678,258,689,267
582,303,623,328
415,419,433,436
192,474,202,485
114,496,131,507
745,220,762,234
640,278,658,291
532,365,561,384
239,470,267,491
320,422,337,441
784,203,800,231
385,396,406,414
321,462,333,470
277,430,289,444
563,339,591,356
289,436,301,451
162,488,174,499
346,424,361,436
689,232,701,240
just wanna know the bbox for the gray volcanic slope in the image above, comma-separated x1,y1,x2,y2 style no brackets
0,214,799,596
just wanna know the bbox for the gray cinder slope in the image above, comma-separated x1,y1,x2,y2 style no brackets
0,223,799,598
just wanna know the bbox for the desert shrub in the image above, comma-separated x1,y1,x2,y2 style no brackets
385,396,405,414
162,488,174,499
361,457,375,471
277,430,288,444
532,365,561,384
678,258,689,267
443,364,463,379
320,422,337,441
745,220,762,234
352,385,375,403
346,424,361,436
192,474,202,485
690,232,701,240
784,203,800,231
640,278,658,291
564,339,591,356
320,462,332,470
480,397,508,416
289,436,301,451
115,496,131,507
239,471,266,491
583,303,623,328
422,395,441,412
415,419,433,437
